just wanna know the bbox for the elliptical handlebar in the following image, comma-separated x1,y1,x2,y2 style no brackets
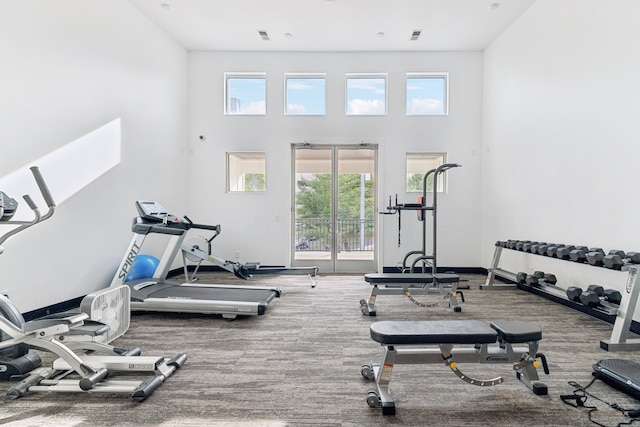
0,166,56,248
30,166,56,212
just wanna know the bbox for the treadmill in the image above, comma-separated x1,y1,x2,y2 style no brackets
109,201,281,319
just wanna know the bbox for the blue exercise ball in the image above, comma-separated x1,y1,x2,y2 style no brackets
125,254,160,282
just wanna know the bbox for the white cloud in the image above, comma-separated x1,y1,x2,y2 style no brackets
287,104,308,114
348,98,385,115
408,98,444,115
240,101,266,114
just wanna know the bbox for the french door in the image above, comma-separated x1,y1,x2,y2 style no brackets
291,144,377,273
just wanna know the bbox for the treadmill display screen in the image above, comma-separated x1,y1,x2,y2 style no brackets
135,201,181,224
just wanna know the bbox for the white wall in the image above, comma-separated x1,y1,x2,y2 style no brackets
187,51,483,271
482,1,640,313
0,0,189,311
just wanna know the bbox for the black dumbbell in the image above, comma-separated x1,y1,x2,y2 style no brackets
566,286,583,302
537,244,551,256
567,284,603,302
603,288,623,304
523,271,557,286
538,272,557,285
524,273,540,286
569,247,590,263
603,251,640,270
529,242,546,254
579,285,622,307
569,284,601,306
585,248,606,266
556,245,576,260
546,245,560,257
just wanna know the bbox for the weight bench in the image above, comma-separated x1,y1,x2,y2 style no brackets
360,273,463,315
361,319,549,415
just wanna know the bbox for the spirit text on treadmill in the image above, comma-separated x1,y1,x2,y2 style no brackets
118,242,141,280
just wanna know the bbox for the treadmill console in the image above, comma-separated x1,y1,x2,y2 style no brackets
135,200,182,224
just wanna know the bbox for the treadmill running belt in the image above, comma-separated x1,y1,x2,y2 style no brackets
149,286,279,303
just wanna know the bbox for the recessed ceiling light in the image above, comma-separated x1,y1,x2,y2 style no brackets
258,30,270,41
377,32,385,38
284,33,293,39
489,2,500,10
160,2,171,10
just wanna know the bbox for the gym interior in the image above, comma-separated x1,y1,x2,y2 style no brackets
2,1,640,426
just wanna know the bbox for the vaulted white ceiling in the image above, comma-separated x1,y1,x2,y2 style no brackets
128,0,536,52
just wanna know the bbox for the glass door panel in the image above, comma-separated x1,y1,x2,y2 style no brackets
292,145,376,273
336,148,375,267
293,148,332,272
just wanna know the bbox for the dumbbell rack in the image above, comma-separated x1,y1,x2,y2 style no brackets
481,244,518,290
483,241,640,351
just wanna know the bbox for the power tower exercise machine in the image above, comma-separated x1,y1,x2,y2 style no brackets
110,200,283,319
360,163,464,315
0,167,186,399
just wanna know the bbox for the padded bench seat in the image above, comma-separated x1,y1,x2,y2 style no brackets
370,319,542,346
370,320,498,345
364,273,459,284
490,320,542,343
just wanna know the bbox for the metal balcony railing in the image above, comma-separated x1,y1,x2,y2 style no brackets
295,218,374,252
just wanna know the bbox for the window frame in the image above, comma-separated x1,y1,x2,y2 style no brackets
406,152,447,193
224,72,267,116
405,72,449,116
345,73,388,116
284,73,327,116
226,151,267,192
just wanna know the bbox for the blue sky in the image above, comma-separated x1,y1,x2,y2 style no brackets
227,77,266,114
228,74,446,115
406,77,446,115
346,77,386,115
286,78,325,115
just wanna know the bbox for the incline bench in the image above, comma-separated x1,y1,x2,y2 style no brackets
360,273,463,315
361,319,549,415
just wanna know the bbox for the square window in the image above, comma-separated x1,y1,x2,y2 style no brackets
406,153,446,192
227,152,266,192
345,74,387,115
406,73,448,116
285,74,326,115
225,73,266,115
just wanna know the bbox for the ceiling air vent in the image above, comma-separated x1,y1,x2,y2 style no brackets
258,30,270,41
410,30,422,41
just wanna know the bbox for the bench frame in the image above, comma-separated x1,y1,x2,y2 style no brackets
361,320,548,415
360,273,462,315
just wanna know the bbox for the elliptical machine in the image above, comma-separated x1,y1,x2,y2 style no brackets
0,166,55,379
0,167,186,399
